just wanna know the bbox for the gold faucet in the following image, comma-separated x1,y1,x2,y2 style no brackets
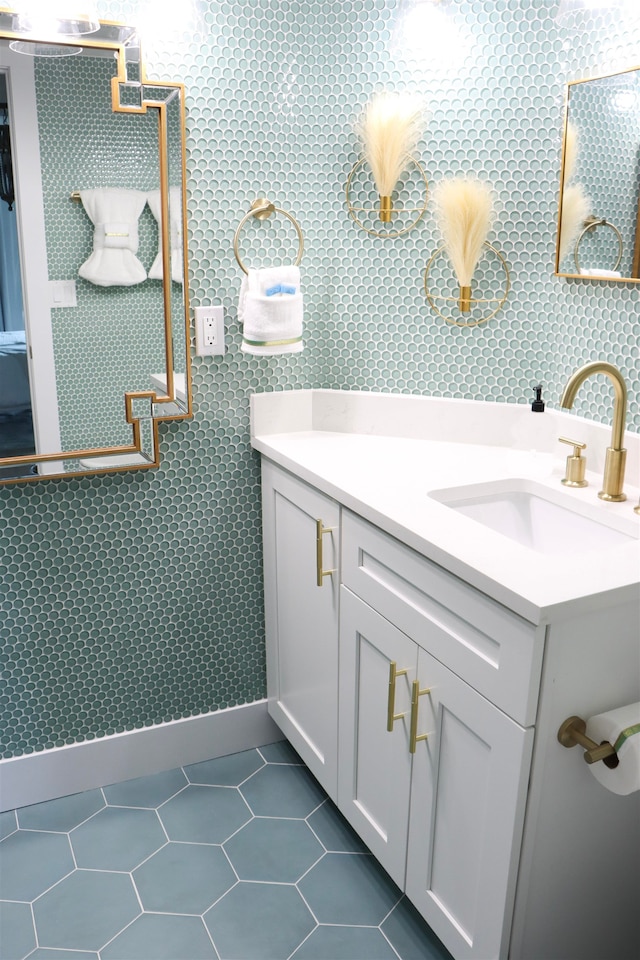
560,361,627,502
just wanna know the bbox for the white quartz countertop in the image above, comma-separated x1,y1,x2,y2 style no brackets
250,390,640,625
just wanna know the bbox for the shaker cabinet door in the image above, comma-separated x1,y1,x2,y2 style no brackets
406,647,534,960
338,587,416,888
261,459,340,801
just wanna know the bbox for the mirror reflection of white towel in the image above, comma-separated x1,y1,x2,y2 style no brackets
240,266,303,356
579,268,622,278
147,187,184,284
78,188,148,286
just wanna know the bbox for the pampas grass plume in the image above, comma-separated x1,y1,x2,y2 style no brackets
356,91,425,197
433,178,495,287
559,183,591,265
563,121,579,184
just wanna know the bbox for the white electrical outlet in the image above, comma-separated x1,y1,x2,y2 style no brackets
195,305,225,356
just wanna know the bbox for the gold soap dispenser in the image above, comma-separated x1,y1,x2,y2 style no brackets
559,437,588,488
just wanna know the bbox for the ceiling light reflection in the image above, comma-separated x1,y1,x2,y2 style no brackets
390,0,470,72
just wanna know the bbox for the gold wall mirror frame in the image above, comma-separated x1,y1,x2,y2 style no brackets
555,64,640,283
0,10,192,485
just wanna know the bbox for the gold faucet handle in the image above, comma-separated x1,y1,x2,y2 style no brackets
559,436,588,488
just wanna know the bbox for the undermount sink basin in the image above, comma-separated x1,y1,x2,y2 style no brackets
429,479,638,555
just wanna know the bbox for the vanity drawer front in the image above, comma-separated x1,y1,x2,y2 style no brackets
341,511,542,727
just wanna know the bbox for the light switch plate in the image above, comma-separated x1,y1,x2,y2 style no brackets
49,280,77,308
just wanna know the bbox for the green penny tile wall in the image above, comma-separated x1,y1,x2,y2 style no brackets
1,0,639,758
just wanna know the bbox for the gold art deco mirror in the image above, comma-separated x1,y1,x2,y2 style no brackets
555,65,640,283
0,9,191,485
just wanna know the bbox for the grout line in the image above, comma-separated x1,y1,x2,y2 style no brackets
202,878,240,915
28,864,76,905
155,807,171,844
219,843,241,882
199,913,222,960
97,907,142,955
380,922,404,960
286,921,319,960
129,867,145,913
131,838,169,871
155,781,191,809
28,900,39,955
295,849,326,885
295,884,321,926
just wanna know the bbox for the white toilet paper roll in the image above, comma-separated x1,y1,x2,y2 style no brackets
586,702,640,796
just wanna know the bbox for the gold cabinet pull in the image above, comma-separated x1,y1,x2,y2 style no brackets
315,519,336,587
409,679,431,753
387,661,410,732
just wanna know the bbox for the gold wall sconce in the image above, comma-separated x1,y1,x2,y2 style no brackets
346,90,428,238
424,241,510,327
424,177,510,327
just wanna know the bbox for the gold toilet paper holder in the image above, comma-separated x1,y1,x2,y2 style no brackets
557,716,619,767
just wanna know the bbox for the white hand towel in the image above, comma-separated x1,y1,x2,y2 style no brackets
78,188,148,287
147,186,184,284
240,265,303,356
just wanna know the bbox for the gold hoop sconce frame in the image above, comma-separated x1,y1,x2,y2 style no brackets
574,215,623,275
345,155,429,238
233,198,304,274
424,242,511,328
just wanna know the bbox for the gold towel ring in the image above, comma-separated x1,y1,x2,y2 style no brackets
233,198,304,275
574,216,623,274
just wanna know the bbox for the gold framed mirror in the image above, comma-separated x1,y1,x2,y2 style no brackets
555,64,640,283
0,9,192,485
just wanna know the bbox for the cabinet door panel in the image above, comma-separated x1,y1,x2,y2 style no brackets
338,588,415,888
406,649,533,960
262,460,340,800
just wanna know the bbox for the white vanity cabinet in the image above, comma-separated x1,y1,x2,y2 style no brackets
254,391,640,960
261,459,340,801
261,463,541,958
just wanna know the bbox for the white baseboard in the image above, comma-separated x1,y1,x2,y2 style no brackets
0,700,283,812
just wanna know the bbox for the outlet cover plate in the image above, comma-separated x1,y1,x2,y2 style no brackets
195,305,225,356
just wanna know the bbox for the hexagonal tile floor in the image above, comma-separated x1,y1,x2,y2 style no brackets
0,741,453,960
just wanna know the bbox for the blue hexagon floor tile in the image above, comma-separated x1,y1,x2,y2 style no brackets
158,783,252,843
224,816,324,882
70,806,167,871
101,914,217,960
0,902,36,960
204,882,316,960
32,871,140,953
0,746,452,960
239,762,327,818
0,831,74,902
298,851,403,927
102,767,188,808
184,747,265,786
291,924,400,959
0,810,17,841
17,789,105,832
133,841,236,914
